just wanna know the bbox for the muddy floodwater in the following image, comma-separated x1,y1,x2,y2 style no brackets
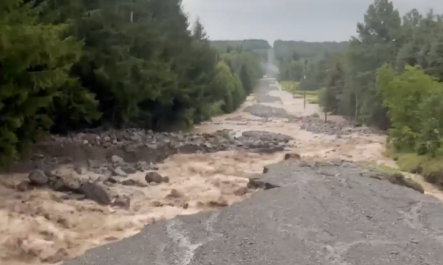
0,78,441,265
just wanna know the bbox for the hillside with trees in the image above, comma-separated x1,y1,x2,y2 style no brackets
0,0,263,165
304,0,443,181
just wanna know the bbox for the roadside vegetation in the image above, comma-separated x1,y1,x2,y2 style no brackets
279,81,319,104
276,0,443,186
0,0,266,166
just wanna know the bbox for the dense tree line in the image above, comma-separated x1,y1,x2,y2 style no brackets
275,41,347,90
0,0,263,164
308,0,443,178
274,40,347,61
210,39,271,52
210,39,270,64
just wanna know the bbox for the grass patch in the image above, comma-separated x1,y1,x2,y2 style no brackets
385,173,425,193
292,90,319,104
359,161,401,174
307,96,319,104
280,80,299,93
279,80,320,104
389,151,443,185
293,90,319,96
358,161,424,193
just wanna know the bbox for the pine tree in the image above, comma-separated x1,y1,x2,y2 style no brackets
0,0,85,164
346,0,401,128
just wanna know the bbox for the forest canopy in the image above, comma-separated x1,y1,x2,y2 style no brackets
0,0,264,164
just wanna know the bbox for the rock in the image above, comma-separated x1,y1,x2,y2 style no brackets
284,153,301,160
28,169,49,186
50,178,67,191
244,104,288,118
74,166,86,175
16,181,32,192
121,179,147,187
145,172,164,184
62,178,82,190
61,193,85,201
166,189,184,198
263,166,269,174
242,131,292,143
112,195,131,209
111,155,124,164
106,177,119,184
208,198,229,207
135,161,148,171
19,128,295,185
50,177,81,192
247,178,280,190
202,133,213,139
113,167,127,177
233,187,249,196
79,182,112,205
151,201,164,207
162,176,170,183
121,165,137,174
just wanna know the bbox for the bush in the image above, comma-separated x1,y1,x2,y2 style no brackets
377,64,443,183
377,65,443,153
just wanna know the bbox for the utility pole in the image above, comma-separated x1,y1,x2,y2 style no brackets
303,59,307,110
130,0,135,23
324,92,328,123
324,68,329,123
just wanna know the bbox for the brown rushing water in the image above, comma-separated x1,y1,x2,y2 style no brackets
1,79,441,265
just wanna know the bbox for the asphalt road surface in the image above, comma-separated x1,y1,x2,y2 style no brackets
64,79,443,265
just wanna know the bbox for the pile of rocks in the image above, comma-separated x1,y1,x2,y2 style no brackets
255,94,282,103
17,158,173,207
244,104,380,136
295,117,380,136
240,131,292,143
10,128,295,206
244,104,288,119
21,128,293,170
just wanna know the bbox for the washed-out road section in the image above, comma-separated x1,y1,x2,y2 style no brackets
64,79,443,265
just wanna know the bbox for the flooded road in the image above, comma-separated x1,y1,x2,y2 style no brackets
0,78,440,265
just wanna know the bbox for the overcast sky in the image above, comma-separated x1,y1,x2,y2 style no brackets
182,0,443,42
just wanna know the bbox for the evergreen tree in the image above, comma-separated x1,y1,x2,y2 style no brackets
0,0,266,164
0,0,92,164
